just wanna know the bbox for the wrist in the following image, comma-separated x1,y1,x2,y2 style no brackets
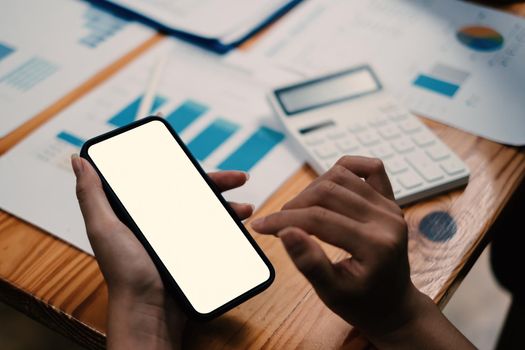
367,286,475,350
356,283,427,343
366,286,433,347
107,278,166,307
107,290,184,350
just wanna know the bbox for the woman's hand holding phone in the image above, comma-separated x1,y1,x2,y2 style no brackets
71,154,253,350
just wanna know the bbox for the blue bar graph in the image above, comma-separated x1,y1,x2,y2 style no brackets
108,95,167,127
79,7,127,48
0,57,59,91
0,43,14,61
413,74,460,98
166,99,208,133
218,126,284,172
57,131,85,148
187,118,239,161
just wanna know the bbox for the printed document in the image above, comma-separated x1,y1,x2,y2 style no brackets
0,39,302,254
0,0,154,137
250,0,525,145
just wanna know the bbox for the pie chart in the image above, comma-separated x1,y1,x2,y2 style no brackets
456,26,504,52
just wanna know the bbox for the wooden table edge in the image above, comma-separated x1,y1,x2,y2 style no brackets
435,167,525,308
0,275,105,349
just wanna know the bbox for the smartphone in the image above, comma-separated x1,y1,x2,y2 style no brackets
80,116,274,320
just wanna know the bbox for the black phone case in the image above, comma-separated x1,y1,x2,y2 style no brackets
80,116,275,321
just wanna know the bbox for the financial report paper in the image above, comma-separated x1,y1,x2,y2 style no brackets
0,39,302,254
250,0,525,145
105,0,299,46
0,0,154,137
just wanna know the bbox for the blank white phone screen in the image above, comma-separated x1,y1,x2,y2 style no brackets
87,120,270,314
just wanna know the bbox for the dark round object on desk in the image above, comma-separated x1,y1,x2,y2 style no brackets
419,211,457,242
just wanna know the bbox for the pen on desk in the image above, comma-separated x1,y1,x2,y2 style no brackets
136,53,168,119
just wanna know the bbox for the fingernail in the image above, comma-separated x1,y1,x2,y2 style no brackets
251,217,265,230
244,172,250,181
247,203,255,212
71,153,83,177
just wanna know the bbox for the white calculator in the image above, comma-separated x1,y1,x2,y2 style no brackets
268,65,469,206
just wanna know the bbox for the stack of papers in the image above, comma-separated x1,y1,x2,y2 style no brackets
97,0,303,52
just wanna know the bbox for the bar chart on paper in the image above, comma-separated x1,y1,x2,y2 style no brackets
0,0,153,137
0,39,302,254
0,57,59,92
79,6,128,49
0,42,15,61
413,63,470,98
57,95,288,174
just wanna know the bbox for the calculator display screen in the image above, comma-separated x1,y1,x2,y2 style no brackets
275,66,381,116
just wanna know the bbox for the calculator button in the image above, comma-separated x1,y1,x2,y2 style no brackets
326,130,347,139
385,158,408,174
399,119,422,133
347,123,367,133
324,157,340,169
405,152,444,182
369,115,390,127
336,138,359,152
389,112,410,121
397,172,423,189
371,144,395,159
356,130,381,146
391,138,415,153
426,144,450,161
390,179,402,195
440,158,466,175
377,124,401,140
379,103,400,113
411,131,436,147
314,144,339,159
304,136,325,146
324,161,333,170
356,150,373,158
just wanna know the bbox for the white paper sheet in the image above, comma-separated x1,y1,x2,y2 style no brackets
0,0,154,137
0,39,303,254
249,0,525,145
106,0,296,43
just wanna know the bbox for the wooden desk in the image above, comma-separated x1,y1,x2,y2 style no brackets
1,3,524,349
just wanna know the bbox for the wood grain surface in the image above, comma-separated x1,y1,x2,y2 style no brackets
1,2,524,349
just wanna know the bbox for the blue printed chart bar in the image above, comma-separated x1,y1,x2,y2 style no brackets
187,118,239,161
57,94,167,148
166,99,209,133
413,75,460,98
413,63,469,98
0,43,15,61
218,126,285,172
56,131,85,148
108,95,167,127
